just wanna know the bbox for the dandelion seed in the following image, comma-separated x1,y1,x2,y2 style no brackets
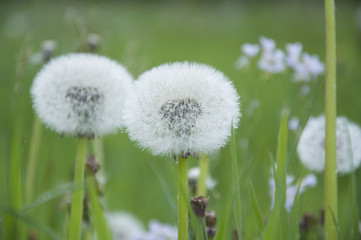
241,43,260,57
297,115,361,174
31,53,134,138
123,62,241,157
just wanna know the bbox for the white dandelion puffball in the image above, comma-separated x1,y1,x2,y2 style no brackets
31,53,134,138
297,115,361,174
123,62,241,156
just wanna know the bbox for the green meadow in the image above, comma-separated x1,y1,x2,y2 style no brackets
0,1,360,239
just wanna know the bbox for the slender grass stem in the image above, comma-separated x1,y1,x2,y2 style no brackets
324,0,338,239
178,157,188,240
231,127,242,240
197,154,209,197
86,170,111,240
25,116,42,203
69,138,87,240
7,118,22,240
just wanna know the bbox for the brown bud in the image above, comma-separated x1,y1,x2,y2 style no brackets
299,212,319,231
190,196,208,218
86,155,100,174
207,227,216,239
205,210,217,228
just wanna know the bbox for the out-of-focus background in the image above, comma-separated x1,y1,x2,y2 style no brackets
1,0,361,239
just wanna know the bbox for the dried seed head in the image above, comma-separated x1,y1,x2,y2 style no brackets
190,196,208,218
297,115,361,174
86,154,100,174
205,210,217,228
123,62,241,156
160,98,202,138
31,53,134,138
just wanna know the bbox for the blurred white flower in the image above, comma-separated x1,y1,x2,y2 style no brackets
300,84,310,96
297,115,361,174
259,36,276,53
292,62,311,82
288,117,300,131
302,53,325,78
234,55,250,70
258,49,286,73
285,42,303,68
135,220,177,240
241,43,260,57
123,62,241,157
188,167,218,190
31,53,134,138
269,172,317,212
106,212,144,240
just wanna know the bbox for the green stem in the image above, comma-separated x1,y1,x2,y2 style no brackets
324,0,338,239
231,127,242,240
93,138,104,174
86,169,111,240
178,157,189,240
69,138,87,240
25,116,42,203
6,118,22,240
197,154,209,197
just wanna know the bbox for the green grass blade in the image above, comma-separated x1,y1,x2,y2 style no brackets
330,207,343,240
289,180,301,239
148,161,177,215
249,181,264,232
263,112,288,240
231,126,242,240
86,172,112,240
214,195,232,240
0,205,62,240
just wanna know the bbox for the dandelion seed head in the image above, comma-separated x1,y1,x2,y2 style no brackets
31,53,134,138
297,115,361,174
123,62,241,156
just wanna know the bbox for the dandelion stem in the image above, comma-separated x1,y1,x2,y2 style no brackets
69,138,87,240
178,157,189,240
197,154,209,197
324,0,338,239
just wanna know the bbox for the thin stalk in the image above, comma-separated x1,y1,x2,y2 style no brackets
324,0,338,239
231,127,242,240
25,116,42,203
178,157,189,240
7,118,22,240
69,138,87,240
86,170,111,240
197,154,209,197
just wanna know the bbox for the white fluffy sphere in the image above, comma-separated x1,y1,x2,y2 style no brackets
123,62,241,156
31,53,134,138
297,115,361,174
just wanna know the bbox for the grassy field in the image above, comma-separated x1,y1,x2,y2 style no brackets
0,1,361,239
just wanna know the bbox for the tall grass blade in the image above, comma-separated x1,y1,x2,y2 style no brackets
249,181,264,232
231,126,242,240
263,112,288,240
